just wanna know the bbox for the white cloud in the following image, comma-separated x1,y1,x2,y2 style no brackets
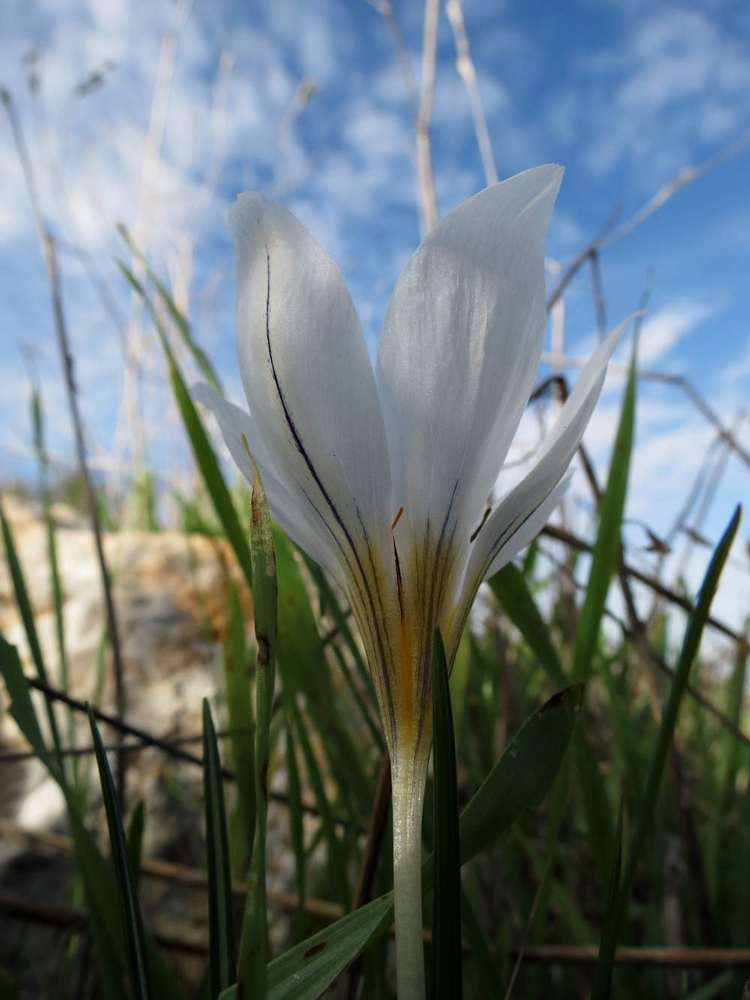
637,299,717,366
578,8,750,182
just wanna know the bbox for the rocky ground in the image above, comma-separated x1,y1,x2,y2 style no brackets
0,496,299,996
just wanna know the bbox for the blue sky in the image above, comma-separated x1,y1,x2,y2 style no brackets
1,0,749,628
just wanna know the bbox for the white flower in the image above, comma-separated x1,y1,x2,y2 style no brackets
193,164,630,999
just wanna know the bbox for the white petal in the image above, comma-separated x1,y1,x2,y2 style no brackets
482,471,572,580
229,193,393,583
460,312,635,593
192,383,347,586
376,165,563,550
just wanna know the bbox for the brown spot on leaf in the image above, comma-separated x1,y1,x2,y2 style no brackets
303,941,327,959
257,634,270,667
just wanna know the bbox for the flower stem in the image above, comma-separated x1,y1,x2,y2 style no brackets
391,755,428,1000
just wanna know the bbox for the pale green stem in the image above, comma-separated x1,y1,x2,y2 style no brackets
391,751,429,1000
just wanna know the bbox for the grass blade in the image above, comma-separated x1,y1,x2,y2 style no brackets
571,334,637,682
457,684,583,865
488,562,565,685
0,501,65,768
614,504,742,937
223,584,256,867
284,704,308,938
118,262,253,589
430,629,462,999
591,796,624,1000
261,683,582,999
203,699,237,996
127,800,146,890
237,459,278,997
119,225,223,392
88,706,152,1000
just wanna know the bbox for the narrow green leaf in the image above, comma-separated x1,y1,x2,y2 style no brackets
488,562,565,685
0,636,57,776
31,386,72,738
303,555,383,749
118,262,253,589
286,694,350,908
430,628,462,999
223,584,256,866
88,706,152,1000
238,460,278,997
127,800,146,890
457,683,583,865
0,501,65,767
683,971,735,1000
119,225,223,392
591,796,624,1000
267,896,395,1000
571,334,637,682
203,699,237,996
449,630,471,753
614,505,741,936
264,684,583,1000
709,637,748,909
284,705,308,937
273,528,370,819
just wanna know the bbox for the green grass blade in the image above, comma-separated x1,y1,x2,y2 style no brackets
119,225,223,392
286,694,350,907
591,796,624,1000
683,971,735,1000
203,699,237,996
31,386,71,714
571,334,637,682
118,262,253,589
303,555,383,747
614,504,741,936
127,800,146,890
88,706,153,1000
430,629,462,999
262,683,582,999
223,584,256,867
488,562,565,685
267,896,395,1000
237,460,278,997
457,684,583,865
0,501,65,768
708,637,748,909
284,705,308,938
273,528,370,820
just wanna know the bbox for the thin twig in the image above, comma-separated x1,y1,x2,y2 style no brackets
445,0,498,186
21,675,362,829
363,0,420,126
545,207,621,313
601,130,750,248
571,383,717,947
541,524,746,649
536,543,750,750
417,0,440,233
1,87,129,811
0,726,248,765
3,889,749,967
541,356,750,474
41,236,129,812
589,249,607,340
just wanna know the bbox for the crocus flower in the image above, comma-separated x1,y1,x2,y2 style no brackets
194,164,629,1000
